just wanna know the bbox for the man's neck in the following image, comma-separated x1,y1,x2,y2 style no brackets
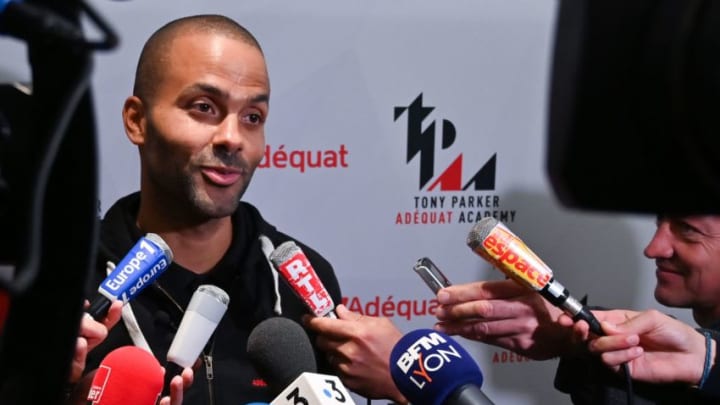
135,201,234,275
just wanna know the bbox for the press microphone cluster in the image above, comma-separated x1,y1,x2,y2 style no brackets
86,346,163,405
247,317,355,405
467,217,602,335
87,233,173,320
269,241,336,318
390,329,494,405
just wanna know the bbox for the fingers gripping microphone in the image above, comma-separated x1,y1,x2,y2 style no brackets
467,217,602,335
87,233,173,320
269,241,336,318
165,284,229,388
86,346,164,405
390,329,494,405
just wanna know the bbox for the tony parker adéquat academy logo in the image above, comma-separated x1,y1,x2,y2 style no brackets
394,93,516,225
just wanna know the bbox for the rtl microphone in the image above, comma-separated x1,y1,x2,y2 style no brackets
87,233,173,320
165,284,229,390
467,217,602,335
269,241,336,318
86,345,163,405
389,329,494,405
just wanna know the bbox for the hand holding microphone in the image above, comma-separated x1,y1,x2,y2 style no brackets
87,233,173,321
466,217,603,335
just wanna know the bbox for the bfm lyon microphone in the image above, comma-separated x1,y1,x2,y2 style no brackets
390,329,494,405
86,345,164,405
165,284,229,387
467,217,603,335
269,241,336,318
87,233,173,320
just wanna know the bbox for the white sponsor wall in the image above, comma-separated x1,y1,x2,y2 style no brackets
0,1,695,404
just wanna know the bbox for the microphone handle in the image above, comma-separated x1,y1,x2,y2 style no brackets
87,294,111,320
445,384,495,405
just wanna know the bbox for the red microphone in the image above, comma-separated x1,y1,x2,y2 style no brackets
269,241,336,318
86,346,163,405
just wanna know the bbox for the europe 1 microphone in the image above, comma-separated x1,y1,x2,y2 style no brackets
390,329,494,405
467,217,603,335
269,241,336,318
86,233,173,320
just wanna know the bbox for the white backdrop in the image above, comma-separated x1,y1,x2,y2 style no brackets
0,1,695,404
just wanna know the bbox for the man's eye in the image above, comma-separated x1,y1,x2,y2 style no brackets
193,103,213,113
247,113,263,124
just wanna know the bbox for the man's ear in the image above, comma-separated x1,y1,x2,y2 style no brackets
123,96,146,145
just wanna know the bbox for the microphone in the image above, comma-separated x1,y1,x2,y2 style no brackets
467,217,603,335
0,0,84,43
389,329,494,405
87,233,173,320
86,345,163,405
247,316,318,394
165,284,229,389
247,317,356,405
268,241,336,318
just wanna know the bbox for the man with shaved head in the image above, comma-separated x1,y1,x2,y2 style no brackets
81,15,405,404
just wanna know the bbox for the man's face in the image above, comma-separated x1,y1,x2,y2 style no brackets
648,215,720,314
137,31,269,219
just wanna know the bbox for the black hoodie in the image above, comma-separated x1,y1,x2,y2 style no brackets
85,192,342,404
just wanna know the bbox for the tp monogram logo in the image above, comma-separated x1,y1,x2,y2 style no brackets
394,93,496,191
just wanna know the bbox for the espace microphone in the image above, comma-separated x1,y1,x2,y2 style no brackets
269,241,336,318
467,217,602,335
87,233,173,320
86,346,164,405
389,329,494,405
165,284,229,388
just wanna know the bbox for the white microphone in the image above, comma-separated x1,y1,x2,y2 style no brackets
270,372,356,405
269,241,336,318
165,284,229,386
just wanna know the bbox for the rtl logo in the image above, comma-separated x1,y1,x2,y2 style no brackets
394,93,496,191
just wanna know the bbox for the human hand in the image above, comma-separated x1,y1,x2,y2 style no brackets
70,300,123,384
159,367,194,405
583,309,710,386
304,304,407,404
433,279,572,359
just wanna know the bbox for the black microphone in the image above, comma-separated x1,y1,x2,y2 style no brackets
246,317,317,395
87,233,173,320
0,0,83,43
390,329,495,405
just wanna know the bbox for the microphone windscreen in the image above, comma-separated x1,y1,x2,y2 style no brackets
467,217,498,249
87,345,163,405
247,317,317,393
167,284,229,368
389,329,484,405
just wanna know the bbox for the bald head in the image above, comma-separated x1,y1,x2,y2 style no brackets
133,14,263,103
